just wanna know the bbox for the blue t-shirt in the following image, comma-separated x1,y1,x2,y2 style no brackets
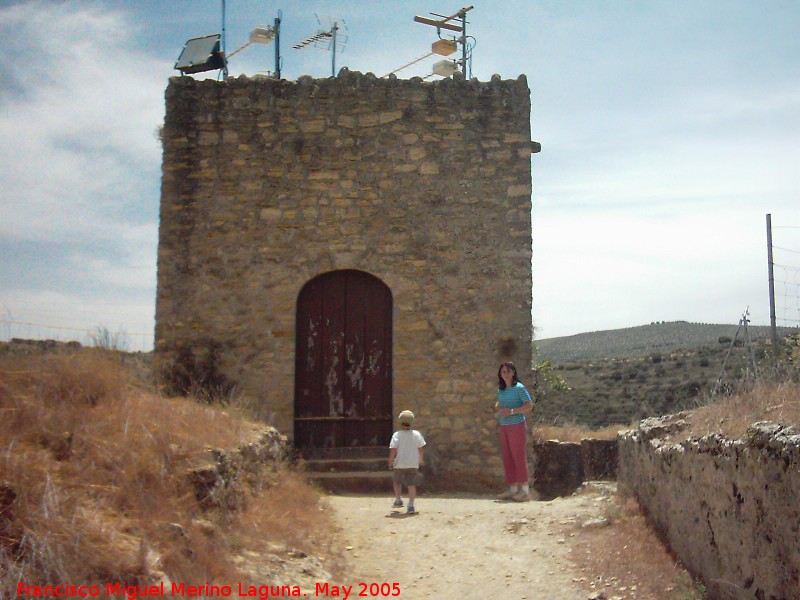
497,382,532,426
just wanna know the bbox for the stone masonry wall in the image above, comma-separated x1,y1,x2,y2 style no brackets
531,439,618,500
618,415,800,599
155,70,534,478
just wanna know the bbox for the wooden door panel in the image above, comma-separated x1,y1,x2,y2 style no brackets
321,274,346,418
295,270,392,449
343,272,366,419
296,277,323,420
363,280,391,419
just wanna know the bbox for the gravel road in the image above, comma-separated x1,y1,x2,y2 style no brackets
323,483,617,600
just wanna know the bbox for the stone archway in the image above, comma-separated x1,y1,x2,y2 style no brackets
294,270,393,449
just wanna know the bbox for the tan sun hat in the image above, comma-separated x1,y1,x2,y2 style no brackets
398,410,415,425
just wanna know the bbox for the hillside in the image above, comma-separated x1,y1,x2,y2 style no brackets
536,320,796,363
0,347,340,593
533,321,799,429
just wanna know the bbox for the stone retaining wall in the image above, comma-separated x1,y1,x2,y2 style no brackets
618,415,800,599
531,439,618,500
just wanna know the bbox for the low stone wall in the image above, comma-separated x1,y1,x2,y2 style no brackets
532,439,618,500
618,415,800,599
186,427,289,510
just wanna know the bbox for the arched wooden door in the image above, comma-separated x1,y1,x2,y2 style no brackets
294,270,393,449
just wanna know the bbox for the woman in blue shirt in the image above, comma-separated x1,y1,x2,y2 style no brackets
494,361,533,501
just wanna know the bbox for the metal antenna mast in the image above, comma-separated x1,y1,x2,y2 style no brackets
331,21,339,77
221,0,228,78
274,11,282,78
413,5,474,77
293,15,348,77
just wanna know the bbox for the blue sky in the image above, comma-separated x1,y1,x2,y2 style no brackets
2,0,799,351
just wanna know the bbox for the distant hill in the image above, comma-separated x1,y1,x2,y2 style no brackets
532,321,798,429
536,321,797,364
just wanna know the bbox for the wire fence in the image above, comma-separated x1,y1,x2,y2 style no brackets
0,313,153,353
772,223,800,329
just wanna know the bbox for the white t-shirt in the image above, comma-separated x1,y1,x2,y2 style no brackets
389,429,426,469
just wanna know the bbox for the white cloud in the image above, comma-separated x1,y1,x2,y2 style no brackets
0,1,166,243
1,1,165,350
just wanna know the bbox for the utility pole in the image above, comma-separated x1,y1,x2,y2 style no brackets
766,214,778,357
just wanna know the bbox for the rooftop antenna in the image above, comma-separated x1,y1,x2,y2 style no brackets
174,4,283,79
383,38,458,78
412,5,474,77
226,11,283,78
293,14,348,76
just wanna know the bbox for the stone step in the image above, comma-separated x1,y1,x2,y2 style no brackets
311,471,392,479
300,446,387,460
304,457,387,473
307,470,393,494
299,446,393,493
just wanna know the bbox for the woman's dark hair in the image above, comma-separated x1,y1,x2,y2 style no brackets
498,361,519,390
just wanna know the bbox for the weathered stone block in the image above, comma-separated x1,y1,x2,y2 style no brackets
532,441,584,500
419,161,440,175
580,438,618,480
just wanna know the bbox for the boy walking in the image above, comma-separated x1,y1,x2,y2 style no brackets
388,410,426,514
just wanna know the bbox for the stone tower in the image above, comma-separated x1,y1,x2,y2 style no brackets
155,69,534,477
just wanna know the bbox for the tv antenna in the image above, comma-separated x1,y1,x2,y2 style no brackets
293,14,349,77
392,5,474,79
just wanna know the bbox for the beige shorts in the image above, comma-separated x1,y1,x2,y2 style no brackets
392,468,420,486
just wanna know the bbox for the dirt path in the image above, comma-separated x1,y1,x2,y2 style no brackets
323,483,616,600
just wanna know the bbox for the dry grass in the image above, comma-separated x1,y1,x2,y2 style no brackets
570,495,706,599
683,381,800,439
0,349,338,595
532,421,630,443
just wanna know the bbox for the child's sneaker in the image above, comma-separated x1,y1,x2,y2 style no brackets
406,504,416,514
392,498,404,508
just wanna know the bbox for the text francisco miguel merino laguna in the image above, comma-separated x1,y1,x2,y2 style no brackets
16,581,387,600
